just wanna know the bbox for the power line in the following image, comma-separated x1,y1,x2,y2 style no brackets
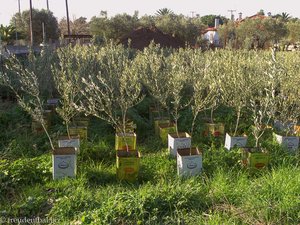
228,9,236,21
190,11,196,18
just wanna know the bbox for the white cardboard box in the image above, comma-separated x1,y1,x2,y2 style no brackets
52,147,76,180
168,132,191,157
177,148,202,176
58,136,80,154
274,133,299,152
224,133,248,150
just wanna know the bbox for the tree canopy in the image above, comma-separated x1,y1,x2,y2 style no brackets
10,9,59,45
0,25,16,44
5,8,299,49
219,16,289,49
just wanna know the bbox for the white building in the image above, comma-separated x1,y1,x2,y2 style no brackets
202,18,220,47
202,27,220,46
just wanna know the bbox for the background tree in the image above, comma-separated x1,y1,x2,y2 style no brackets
0,25,17,44
218,21,237,48
274,12,291,22
286,20,300,43
236,17,287,49
90,10,205,45
90,12,140,41
59,16,90,36
200,15,227,27
156,8,174,17
11,9,59,45
72,17,90,34
154,14,205,45
257,9,265,16
89,12,110,40
139,15,155,27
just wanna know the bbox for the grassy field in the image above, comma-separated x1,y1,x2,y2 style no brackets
0,101,299,225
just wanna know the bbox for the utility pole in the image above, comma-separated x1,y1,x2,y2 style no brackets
15,0,21,45
29,0,33,47
18,0,21,14
46,0,49,11
0,33,3,74
190,11,196,18
15,18,18,43
228,9,236,21
65,0,71,36
42,22,46,44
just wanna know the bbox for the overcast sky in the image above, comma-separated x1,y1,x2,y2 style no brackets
1,0,299,26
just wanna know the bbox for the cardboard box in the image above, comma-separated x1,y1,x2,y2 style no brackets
224,133,247,150
241,148,269,169
274,133,299,152
116,122,136,133
168,132,191,157
154,118,170,135
159,123,176,143
115,132,136,151
177,148,202,176
69,126,87,140
52,147,76,180
274,120,295,132
58,135,80,154
205,123,225,137
73,117,89,127
116,150,140,182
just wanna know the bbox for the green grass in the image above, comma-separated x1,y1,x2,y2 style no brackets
0,103,300,224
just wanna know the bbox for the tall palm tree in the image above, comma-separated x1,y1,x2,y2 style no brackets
155,8,174,16
0,25,16,44
280,12,291,22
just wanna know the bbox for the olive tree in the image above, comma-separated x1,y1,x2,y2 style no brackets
247,50,278,148
77,44,144,150
136,43,173,119
2,54,54,149
190,51,217,138
218,50,259,136
165,49,193,135
51,45,83,138
273,52,300,135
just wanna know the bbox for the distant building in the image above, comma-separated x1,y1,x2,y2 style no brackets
119,26,185,50
63,34,93,45
202,18,220,47
1,45,41,58
202,27,220,46
237,14,267,23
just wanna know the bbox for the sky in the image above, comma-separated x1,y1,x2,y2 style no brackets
1,0,300,26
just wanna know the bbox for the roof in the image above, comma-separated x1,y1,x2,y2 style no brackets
119,26,185,50
2,45,41,58
202,27,218,34
63,34,92,39
238,14,267,23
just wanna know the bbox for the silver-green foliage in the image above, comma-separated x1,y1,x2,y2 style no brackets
273,52,300,135
136,43,173,117
78,44,144,134
52,45,82,137
190,51,218,137
2,55,54,149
